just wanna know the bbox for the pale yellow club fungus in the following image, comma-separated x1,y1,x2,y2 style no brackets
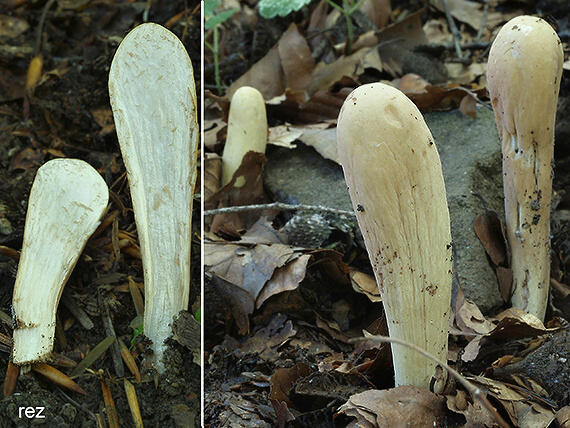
109,23,199,371
487,15,563,321
12,159,108,367
221,86,268,187
337,83,452,393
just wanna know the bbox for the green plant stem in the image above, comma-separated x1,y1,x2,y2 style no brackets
212,27,222,94
325,0,367,55
343,0,354,55
204,28,223,95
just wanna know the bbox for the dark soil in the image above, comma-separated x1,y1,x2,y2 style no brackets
0,1,201,427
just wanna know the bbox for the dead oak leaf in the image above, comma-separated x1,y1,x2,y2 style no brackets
337,386,447,427
226,23,313,100
205,242,309,333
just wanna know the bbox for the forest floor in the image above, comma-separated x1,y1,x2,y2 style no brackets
204,1,570,427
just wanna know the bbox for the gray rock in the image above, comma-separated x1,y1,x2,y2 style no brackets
264,106,505,314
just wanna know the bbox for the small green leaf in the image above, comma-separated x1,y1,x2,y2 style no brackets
129,314,144,350
203,0,220,16
205,8,239,30
258,0,313,19
194,307,201,322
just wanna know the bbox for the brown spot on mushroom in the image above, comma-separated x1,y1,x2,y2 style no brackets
426,284,438,296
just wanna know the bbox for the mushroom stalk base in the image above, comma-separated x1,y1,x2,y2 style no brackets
502,132,552,321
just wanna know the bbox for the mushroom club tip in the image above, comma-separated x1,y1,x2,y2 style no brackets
337,83,452,392
487,15,563,321
221,86,268,187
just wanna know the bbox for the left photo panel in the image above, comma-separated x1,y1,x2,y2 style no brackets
0,1,202,426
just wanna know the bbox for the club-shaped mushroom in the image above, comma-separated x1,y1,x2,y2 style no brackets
337,83,452,392
487,15,563,321
109,23,199,370
221,86,268,186
12,158,108,366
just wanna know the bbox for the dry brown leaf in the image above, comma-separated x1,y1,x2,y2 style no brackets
307,46,382,94
269,362,313,409
467,376,556,427
423,18,452,45
551,278,570,320
360,0,391,30
211,275,253,334
203,117,226,150
446,62,487,85
307,0,329,51
8,148,45,172
373,10,428,76
227,24,313,100
315,314,350,343
456,299,494,336
267,87,352,124
205,242,309,333
278,24,314,91
488,308,557,339
240,216,286,245
226,44,283,100
430,0,484,30
454,285,493,336
291,125,338,163
400,77,487,113
497,266,513,303
91,107,115,136
207,151,271,236
460,307,562,363
267,125,301,148
446,393,497,427
204,153,222,210
240,314,297,358
257,254,311,308
337,386,447,427
474,210,507,267
459,94,477,119
350,271,381,302
309,249,351,285
204,243,246,287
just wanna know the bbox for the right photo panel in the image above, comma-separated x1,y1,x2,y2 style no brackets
203,1,570,427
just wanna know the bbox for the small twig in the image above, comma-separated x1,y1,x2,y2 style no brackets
442,0,464,60
476,0,489,42
441,41,491,52
98,290,124,378
61,292,94,330
203,202,356,218
35,0,56,54
352,335,511,428
56,388,98,422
